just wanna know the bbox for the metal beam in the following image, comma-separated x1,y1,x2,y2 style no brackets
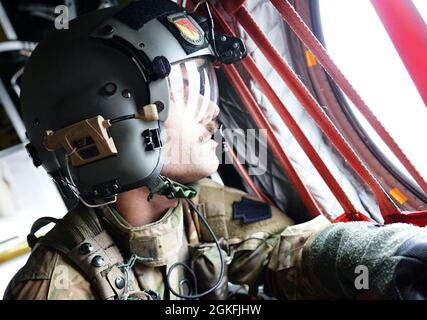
0,0,17,40
371,0,427,108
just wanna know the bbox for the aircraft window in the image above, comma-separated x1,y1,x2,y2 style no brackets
319,0,427,186
413,0,427,24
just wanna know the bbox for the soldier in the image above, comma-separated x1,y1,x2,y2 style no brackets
4,0,427,300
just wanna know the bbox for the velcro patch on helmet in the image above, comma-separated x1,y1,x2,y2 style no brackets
115,0,182,30
161,13,208,54
167,13,204,46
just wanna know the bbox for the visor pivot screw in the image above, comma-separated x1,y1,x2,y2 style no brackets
102,25,114,35
233,42,240,49
113,183,119,190
138,42,145,48
104,82,117,95
79,243,93,255
154,101,165,113
93,190,99,196
122,90,132,99
220,35,227,42
152,56,171,79
92,255,105,268
115,277,125,289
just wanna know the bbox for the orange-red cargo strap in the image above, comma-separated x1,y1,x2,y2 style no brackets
217,2,400,217
371,0,427,109
222,64,322,216
211,6,358,215
270,0,427,195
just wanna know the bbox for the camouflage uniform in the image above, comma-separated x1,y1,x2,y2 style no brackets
4,178,331,300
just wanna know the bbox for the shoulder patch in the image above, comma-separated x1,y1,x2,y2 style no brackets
233,197,272,224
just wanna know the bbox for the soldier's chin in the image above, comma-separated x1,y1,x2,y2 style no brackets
161,159,219,184
183,161,219,184
202,158,220,179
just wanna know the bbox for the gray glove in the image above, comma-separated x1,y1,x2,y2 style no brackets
303,222,427,300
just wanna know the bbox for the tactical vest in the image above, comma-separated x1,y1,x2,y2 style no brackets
27,204,134,300
27,179,294,300
195,179,294,243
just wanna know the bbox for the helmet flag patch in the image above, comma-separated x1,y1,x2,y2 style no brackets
167,13,204,46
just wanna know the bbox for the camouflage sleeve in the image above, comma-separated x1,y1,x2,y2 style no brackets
4,279,50,300
227,231,279,296
226,215,332,299
3,246,55,300
264,215,332,299
3,246,96,300
191,179,332,299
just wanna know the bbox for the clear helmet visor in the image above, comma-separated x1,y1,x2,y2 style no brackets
167,57,219,122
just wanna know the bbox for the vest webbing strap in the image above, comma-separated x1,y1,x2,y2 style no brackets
28,204,127,300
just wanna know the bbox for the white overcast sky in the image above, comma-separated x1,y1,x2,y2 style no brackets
319,0,427,183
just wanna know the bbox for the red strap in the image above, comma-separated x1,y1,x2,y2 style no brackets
232,6,400,217
211,5,357,215
217,0,246,16
371,0,427,109
334,210,427,227
384,211,427,227
223,64,322,217
334,212,375,223
270,0,427,195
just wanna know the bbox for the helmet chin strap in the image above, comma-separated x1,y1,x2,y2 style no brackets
146,175,197,201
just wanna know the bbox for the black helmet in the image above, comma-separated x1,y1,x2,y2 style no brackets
22,0,246,204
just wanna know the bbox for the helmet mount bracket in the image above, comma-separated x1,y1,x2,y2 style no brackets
44,116,117,167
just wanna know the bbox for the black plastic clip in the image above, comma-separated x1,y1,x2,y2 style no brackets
142,128,163,151
214,34,247,64
92,179,121,198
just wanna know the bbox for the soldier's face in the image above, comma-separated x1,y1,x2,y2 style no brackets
161,58,220,184
161,95,220,184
